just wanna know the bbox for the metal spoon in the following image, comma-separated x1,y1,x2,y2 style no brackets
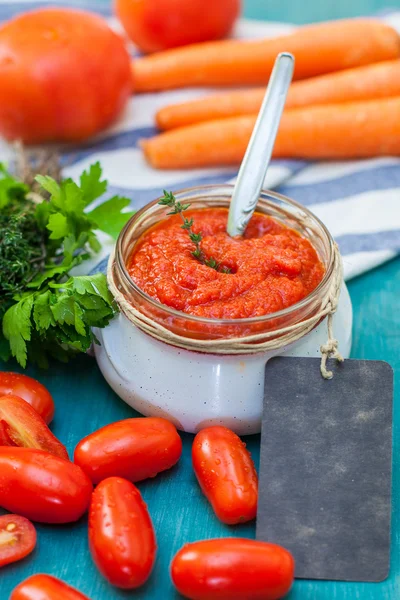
227,52,295,237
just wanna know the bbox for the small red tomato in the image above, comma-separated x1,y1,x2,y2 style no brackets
0,447,92,523
0,515,36,568
10,574,91,600
74,417,182,484
0,372,54,423
115,0,241,53
0,8,131,143
171,538,295,600
89,477,156,589
0,395,68,459
192,426,258,524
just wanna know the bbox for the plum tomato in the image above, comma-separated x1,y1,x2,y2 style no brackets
0,372,54,423
192,426,258,524
74,417,182,484
0,515,36,568
0,447,92,523
0,395,68,459
89,477,156,589
171,538,295,600
10,574,91,600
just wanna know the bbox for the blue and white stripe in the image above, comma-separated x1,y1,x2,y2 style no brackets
0,1,399,281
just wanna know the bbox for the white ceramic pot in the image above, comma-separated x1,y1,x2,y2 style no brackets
94,185,353,435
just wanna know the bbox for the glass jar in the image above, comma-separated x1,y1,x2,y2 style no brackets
94,185,352,434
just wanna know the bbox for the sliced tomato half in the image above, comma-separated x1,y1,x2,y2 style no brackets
0,514,36,567
0,395,68,459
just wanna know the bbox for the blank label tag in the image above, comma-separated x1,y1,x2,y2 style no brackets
256,357,393,582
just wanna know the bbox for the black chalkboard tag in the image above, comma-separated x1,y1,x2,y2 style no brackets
256,357,393,582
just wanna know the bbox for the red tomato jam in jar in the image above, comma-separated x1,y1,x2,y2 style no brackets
127,208,325,320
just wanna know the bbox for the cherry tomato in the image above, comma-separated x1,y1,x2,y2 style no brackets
0,515,36,568
74,417,182,484
10,574,91,600
0,395,68,459
171,538,295,600
0,447,92,523
192,426,258,524
0,8,131,143
0,372,54,423
115,0,241,53
89,477,156,589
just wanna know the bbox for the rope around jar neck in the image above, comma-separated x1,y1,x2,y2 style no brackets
107,243,344,379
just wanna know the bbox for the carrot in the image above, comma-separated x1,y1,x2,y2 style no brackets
142,97,400,168
156,59,400,130
133,19,400,92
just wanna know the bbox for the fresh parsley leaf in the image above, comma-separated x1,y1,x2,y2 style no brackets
35,201,51,229
1,162,128,368
88,232,102,253
51,293,86,336
88,195,134,240
70,273,114,303
80,162,107,205
62,180,85,215
27,263,76,289
35,175,62,204
47,213,69,239
2,295,34,367
33,290,55,331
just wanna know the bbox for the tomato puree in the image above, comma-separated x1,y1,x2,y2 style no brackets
127,208,325,319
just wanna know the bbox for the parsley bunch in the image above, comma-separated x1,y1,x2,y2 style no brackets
0,162,134,368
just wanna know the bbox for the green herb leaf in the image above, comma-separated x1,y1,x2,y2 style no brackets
62,181,85,215
35,175,62,204
159,190,231,274
2,295,34,367
1,162,127,368
47,213,69,239
69,273,114,303
80,162,108,206
88,196,134,240
33,290,55,331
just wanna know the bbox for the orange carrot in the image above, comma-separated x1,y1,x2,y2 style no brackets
133,19,400,92
142,97,400,168
156,59,400,130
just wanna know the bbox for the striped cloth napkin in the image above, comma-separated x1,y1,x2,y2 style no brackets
1,1,399,281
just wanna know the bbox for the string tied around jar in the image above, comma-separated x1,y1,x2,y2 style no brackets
106,242,344,380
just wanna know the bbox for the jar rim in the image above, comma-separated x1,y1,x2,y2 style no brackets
115,184,335,326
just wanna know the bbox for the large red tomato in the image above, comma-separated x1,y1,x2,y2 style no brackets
0,447,92,523
115,0,241,53
0,395,68,459
74,417,182,484
89,477,156,589
171,538,295,600
192,426,258,524
10,575,91,600
0,8,132,143
0,372,54,424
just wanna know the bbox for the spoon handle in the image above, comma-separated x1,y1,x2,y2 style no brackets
227,52,295,237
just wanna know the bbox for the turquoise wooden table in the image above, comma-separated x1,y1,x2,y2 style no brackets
1,1,398,599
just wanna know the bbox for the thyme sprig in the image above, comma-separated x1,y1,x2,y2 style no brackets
159,190,230,273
